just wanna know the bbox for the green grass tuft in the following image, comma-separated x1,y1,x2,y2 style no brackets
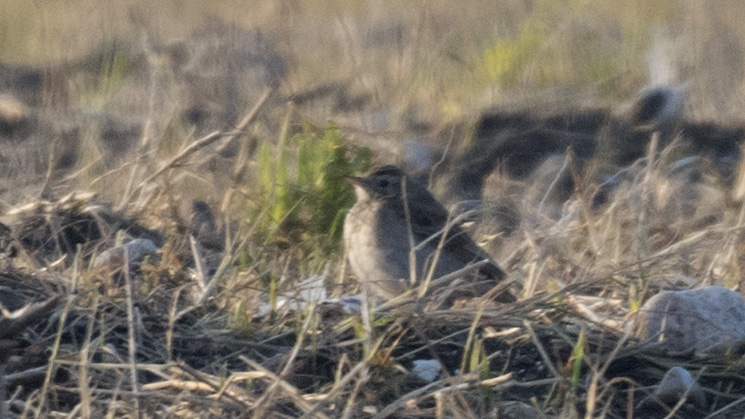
255,121,372,256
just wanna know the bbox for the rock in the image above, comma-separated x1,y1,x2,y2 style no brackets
93,238,158,269
634,286,745,354
654,366,705,406
411,359,441,382
253,270,329,319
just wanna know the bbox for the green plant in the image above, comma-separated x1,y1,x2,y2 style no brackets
478,24,542,89
255,121,372,256
570,327,586,394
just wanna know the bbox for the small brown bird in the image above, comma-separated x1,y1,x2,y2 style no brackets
343,165,513,303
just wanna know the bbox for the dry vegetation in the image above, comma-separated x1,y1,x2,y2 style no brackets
1,0,745,418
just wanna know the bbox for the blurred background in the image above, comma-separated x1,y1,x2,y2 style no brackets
3,0,745,113
1,0,744,204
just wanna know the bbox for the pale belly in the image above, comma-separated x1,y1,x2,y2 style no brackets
344,200,469,300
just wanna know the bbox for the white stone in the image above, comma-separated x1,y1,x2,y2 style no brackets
93,238,158,268
412,359,441,382
654,366,705,405
635,286,745,354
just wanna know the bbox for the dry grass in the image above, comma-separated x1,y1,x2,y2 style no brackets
3,116,745,417
1,1,745,418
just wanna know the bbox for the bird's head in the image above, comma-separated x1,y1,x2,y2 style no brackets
345,165,407,201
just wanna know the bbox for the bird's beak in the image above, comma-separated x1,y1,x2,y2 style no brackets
344,176,366,187
345,176,373,200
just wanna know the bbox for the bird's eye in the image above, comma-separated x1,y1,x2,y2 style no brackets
379,179,389,188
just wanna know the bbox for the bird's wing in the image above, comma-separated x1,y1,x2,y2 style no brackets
404,190,506,281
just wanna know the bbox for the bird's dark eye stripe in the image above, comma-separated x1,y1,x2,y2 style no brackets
379,179,389,187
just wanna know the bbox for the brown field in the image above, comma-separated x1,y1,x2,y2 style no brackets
1,0,745,417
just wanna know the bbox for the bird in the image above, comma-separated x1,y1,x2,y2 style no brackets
343,165,513,304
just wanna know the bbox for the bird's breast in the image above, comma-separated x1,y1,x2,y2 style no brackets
344,200,410,290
